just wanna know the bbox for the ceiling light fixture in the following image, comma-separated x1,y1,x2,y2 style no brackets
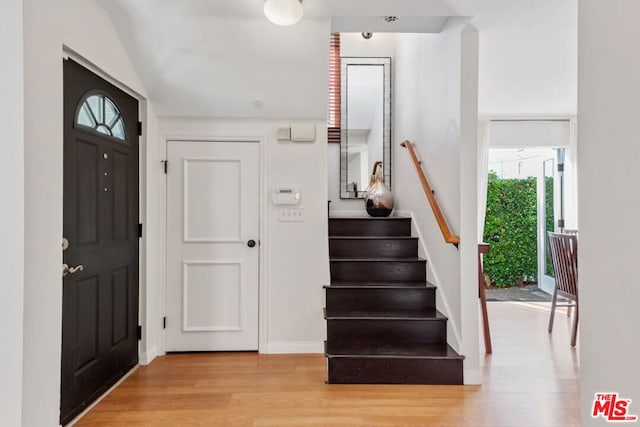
362,32,373,40
264,0,303,26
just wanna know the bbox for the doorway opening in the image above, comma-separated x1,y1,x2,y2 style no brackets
483,147,566,301
478,118,579,357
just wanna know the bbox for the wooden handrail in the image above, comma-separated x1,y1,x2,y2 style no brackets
401,140,460,246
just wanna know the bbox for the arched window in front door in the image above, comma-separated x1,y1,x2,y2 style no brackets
75,93,126,140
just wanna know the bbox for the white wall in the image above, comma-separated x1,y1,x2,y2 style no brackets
22,0,157,425
474,0,578,115
393,20,480,382
366,98,385,185
140,105,161,364
459,24,481,384
340,32,397,58
0,0,24,425
157,118,330,353
347,151,363,190
578,1,640,425
329,33,396,212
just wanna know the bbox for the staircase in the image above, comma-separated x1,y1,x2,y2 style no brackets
324,216,464,384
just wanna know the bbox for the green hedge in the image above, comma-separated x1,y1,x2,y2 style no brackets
483,173,538,287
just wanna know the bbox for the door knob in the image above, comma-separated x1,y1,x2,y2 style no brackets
63,263,84,277
247,239,256,248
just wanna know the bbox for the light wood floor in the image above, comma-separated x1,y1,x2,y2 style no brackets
76,302,580,426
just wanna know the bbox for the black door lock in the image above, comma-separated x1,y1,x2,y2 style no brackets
247,239,256,248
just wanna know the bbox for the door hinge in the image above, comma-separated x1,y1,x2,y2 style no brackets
557,163,564,172
163,317,166,329
138,223,143,238
162,160,168,174
137,325,142,340
557,219,565,229
137,121,143,136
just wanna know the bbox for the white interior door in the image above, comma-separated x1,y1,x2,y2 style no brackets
165,140,259,351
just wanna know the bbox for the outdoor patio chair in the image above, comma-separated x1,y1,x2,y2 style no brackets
547,232,579,347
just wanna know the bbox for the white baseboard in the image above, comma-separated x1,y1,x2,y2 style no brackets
139,345,157,365
262,341,324,354
404,210,463,351
464,369,482,385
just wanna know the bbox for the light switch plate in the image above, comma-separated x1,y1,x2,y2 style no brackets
278,208,304,222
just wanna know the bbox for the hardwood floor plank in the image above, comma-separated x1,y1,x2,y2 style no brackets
75,302,580,426
95,392,231,411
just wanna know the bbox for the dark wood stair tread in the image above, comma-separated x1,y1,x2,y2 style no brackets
329,236,417,240
324,308,447,321
329,216,411,220
330,257,425,262
325,281,436,289
325,342,464,360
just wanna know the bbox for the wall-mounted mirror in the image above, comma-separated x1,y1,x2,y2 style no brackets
340,57,391,199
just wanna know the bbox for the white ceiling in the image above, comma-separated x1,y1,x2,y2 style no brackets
332,16,450,33
96,0,486,118
97,0,485,18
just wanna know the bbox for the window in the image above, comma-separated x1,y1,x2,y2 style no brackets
328,33,341,143
76,93,126,140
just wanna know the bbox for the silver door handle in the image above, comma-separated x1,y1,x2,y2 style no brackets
63,263,84,277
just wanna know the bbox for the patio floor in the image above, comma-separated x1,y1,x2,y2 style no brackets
485,284,552,302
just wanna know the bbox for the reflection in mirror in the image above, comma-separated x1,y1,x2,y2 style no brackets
346,66,383,195
340,57,391,199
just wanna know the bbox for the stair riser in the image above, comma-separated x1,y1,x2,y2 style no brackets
329,219,411,237
327,319,446,344
325,288,436,311
329,239,418,258
327,358,463,384
330,261,426,282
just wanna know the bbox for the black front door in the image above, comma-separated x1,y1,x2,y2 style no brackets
61,59,139,425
